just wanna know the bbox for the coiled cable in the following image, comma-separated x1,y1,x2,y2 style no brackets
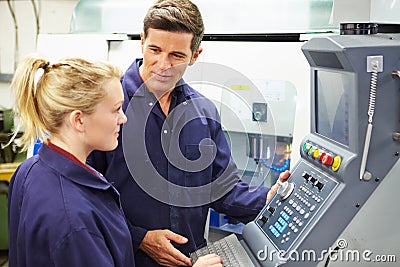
367,63,378,123
359,60,379,180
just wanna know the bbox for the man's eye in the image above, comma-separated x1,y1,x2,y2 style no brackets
173,54,185,59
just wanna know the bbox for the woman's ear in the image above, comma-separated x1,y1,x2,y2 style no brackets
69,110,85,132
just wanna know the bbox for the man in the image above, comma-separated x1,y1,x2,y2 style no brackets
89,0,289,266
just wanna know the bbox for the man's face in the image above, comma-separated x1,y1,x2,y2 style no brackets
140,28,202,97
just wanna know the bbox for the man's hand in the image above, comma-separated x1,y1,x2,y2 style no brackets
193,254,223,267
139,229,192,267
266,170,291,203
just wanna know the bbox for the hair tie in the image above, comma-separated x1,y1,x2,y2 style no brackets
42,62,50,70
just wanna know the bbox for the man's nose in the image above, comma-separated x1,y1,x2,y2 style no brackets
157,54,172,70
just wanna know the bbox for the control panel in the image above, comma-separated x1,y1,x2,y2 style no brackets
255,160,339,252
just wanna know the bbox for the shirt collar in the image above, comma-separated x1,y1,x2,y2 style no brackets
39,143,111,190
47,141,99,177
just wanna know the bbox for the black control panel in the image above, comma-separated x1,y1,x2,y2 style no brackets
255,160,339,251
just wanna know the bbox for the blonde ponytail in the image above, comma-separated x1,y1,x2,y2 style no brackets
11,55,49,151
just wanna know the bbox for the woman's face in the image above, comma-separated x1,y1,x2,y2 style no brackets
83,77,127,152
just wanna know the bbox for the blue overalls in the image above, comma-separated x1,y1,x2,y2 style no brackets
8,144,135,267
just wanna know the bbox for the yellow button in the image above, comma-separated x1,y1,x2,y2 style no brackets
313,149,320,159
331,155,342,171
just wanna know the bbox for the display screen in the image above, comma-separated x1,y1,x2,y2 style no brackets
315,70,353,147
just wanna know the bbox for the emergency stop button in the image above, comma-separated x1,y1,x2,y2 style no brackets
320,153,334,166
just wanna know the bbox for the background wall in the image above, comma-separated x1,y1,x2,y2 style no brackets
0,0,79,108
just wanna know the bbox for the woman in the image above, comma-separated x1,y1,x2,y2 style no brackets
7,55,222,267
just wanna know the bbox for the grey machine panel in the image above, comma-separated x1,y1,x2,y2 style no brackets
241,34,400,266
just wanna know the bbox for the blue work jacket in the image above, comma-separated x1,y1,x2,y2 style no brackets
88,58,268,267
8,144,135,267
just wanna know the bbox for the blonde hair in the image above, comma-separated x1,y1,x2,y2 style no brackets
11,54,122,151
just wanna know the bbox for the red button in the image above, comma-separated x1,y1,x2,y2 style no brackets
321,153,333,166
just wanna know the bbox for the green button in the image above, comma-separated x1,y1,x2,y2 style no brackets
302,143,308,151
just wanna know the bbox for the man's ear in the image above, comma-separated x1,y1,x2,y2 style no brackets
189,47,203,66
140,32,145,52
69,110,85,132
